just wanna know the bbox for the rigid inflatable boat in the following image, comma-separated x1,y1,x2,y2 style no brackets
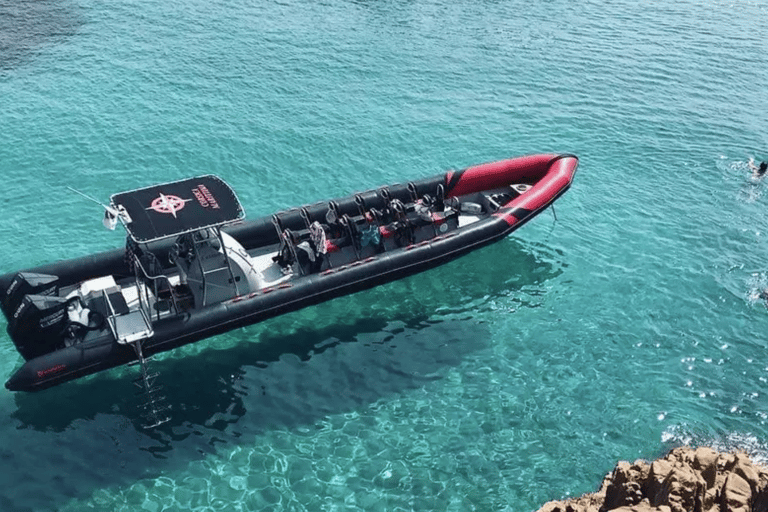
0,153,577,426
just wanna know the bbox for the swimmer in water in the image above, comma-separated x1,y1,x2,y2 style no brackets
748,157,767,178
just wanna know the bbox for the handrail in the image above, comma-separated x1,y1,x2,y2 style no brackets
131,253,180,319
215,228,240,299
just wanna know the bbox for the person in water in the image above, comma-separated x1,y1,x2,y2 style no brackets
748,157,767,178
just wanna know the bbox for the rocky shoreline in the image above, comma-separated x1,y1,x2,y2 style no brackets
536,447,768,512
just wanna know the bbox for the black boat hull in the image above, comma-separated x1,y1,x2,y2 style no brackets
1,153,578,391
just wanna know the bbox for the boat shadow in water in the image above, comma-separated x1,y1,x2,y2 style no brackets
3,239,564,509
10,237,565,434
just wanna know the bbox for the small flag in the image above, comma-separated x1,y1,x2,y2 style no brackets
103,207,119,230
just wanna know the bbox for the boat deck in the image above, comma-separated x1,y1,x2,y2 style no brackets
70,186,517,334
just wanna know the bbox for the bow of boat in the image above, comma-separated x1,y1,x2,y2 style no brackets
445,153,578,227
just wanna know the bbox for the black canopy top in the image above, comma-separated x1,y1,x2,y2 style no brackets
110,175,245,243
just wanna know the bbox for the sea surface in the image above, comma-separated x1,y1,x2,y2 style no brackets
1,0,767,510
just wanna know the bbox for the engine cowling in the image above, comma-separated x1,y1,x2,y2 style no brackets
8,294,69,360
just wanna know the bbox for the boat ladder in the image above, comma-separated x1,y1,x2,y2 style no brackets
129,340,171,429
103,289,170,428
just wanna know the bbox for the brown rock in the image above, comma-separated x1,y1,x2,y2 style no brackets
665,469,704,512
612,499,671,512
733,452,760,491
691,447,718,488
721,472,752,512
537,493,603,512
603,461,649,509
534,447,768,512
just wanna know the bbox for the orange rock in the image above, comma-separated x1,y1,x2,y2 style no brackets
692,447,718,488
534,447,768,512
721,472,752,512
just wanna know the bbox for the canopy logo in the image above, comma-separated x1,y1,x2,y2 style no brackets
147,193,191,218
192,184,220,209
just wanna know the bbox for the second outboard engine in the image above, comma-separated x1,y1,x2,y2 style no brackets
8,294,69,360
2,272,59,318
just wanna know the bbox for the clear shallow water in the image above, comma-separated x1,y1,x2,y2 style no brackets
1,0,768,510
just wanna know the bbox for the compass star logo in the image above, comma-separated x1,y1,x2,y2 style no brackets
147,193,192,218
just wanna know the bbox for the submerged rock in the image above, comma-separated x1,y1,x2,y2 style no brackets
537,447,768,512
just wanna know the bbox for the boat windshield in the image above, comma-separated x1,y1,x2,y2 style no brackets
110,175,244,243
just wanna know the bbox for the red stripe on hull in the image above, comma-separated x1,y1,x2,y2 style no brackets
496,214,520,227
445,154,577,225
446,154,559,197
505,155,577,211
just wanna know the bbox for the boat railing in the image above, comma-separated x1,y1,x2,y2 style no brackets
102,286,155,345
195,227,240,306
131,255,181,321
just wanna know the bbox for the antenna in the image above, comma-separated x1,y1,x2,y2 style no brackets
67,187,124,230
67,186,107,208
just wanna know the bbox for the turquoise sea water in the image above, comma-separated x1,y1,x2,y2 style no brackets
1,0,768,510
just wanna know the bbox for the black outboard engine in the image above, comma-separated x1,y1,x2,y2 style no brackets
7,294,69,360
2,272,59,318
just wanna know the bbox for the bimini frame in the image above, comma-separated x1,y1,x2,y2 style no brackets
106,175,246,427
